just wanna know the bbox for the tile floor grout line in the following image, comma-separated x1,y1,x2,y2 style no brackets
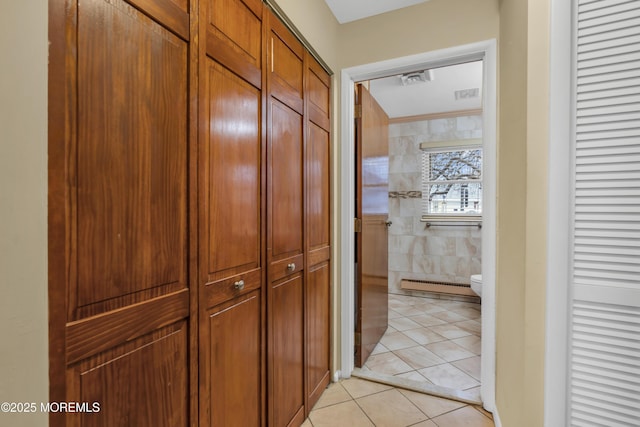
365,293,482,399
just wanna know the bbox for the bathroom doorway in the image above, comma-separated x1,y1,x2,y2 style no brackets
340,40,497,411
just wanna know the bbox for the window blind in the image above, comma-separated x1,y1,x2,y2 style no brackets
570,0,640,425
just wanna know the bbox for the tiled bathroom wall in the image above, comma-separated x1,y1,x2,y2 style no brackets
388,114,482,294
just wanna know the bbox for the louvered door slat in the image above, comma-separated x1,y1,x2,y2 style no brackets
569,1,640,425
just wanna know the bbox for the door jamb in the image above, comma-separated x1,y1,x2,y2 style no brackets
339,39,498,412
544,0,572,424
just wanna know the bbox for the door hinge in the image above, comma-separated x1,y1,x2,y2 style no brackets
354,217,362,233
354,332,361,346
354,104,362,119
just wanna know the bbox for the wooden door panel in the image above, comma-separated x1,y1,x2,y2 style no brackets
200,17,265,425
268,15,303,114
355,84,389,367
206,0,262,87
75,0,188,311
306,122,330,252
305,262,331,411
269,99,303,260
126,0,189,39
49,0,194,424
306,58,331,132
205,59,261,279
70,321,189,427
270,274,305,427
208,292,261,427
359,215,389,361
66,290,189,364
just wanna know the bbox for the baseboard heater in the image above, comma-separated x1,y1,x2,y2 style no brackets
400,278,477,297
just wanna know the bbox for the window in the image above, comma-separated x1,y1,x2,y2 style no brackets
420,141,482,219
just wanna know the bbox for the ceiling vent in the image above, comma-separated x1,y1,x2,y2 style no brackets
400,69,434,86
454,88,480,100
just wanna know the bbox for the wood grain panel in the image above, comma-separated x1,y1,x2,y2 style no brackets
306,122,330,253
66,290,189,364
305,262,331,412
72,321,189,426
268,254,304,283
269,274,305,427
268,99,303,260
205,59,261,278
307,246,330,270
206,0,262,87
75,0,188,309
306,56,330,132
204,268,261,308
208,292,262,427
268,14,304,114
355,84,389,367
127,0,190,39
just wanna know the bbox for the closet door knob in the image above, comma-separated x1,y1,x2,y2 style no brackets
234,279,245,291
287,263,296,272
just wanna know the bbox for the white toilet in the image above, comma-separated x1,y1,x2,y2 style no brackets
470,274,482,298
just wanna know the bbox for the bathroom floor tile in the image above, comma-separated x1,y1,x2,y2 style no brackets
364,351,413,375
430,405,494,427
425,341,476,362
309,400,374,427
304,379,494,427
428,324,473,340
418,363,480,390
450,335,482,355
394,370,431,383
388,308,403,319
362,293,485,410
453,319,482,335
371,342,390,355
402,327,448,345
311,382,353,409
409,421,438,427
380,331,420,350
451,306,482,320
341,377,393,399
409,313,448,327
356,389,428,427
431,310,470,323
452,355,481,381
394,346,446,369
398,388,466,418
389,316,423,331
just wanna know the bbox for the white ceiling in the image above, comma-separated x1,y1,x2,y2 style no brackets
321,1,483,118
323,0,429,24
368,61,483,119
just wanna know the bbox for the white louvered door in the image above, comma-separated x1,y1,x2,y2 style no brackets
569,1,640,425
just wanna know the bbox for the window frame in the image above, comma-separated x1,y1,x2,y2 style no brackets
420,139,483,221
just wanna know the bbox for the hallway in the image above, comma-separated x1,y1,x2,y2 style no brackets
302,377,493,426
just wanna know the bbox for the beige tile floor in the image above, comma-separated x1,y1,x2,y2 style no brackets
363,294,482,400
302,377,494,427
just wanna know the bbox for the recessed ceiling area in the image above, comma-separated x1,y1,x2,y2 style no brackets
323,0,429,23
367,61,483,119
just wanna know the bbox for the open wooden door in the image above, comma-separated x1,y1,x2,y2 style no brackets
355,83,390,367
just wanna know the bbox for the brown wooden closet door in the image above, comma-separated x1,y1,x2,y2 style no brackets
198,0,265,425
207,291,262,427
267,11,306,427
304,53,332,413
48,0,194,425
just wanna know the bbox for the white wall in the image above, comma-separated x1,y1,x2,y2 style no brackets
388,116,483,291
0,1,49,426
